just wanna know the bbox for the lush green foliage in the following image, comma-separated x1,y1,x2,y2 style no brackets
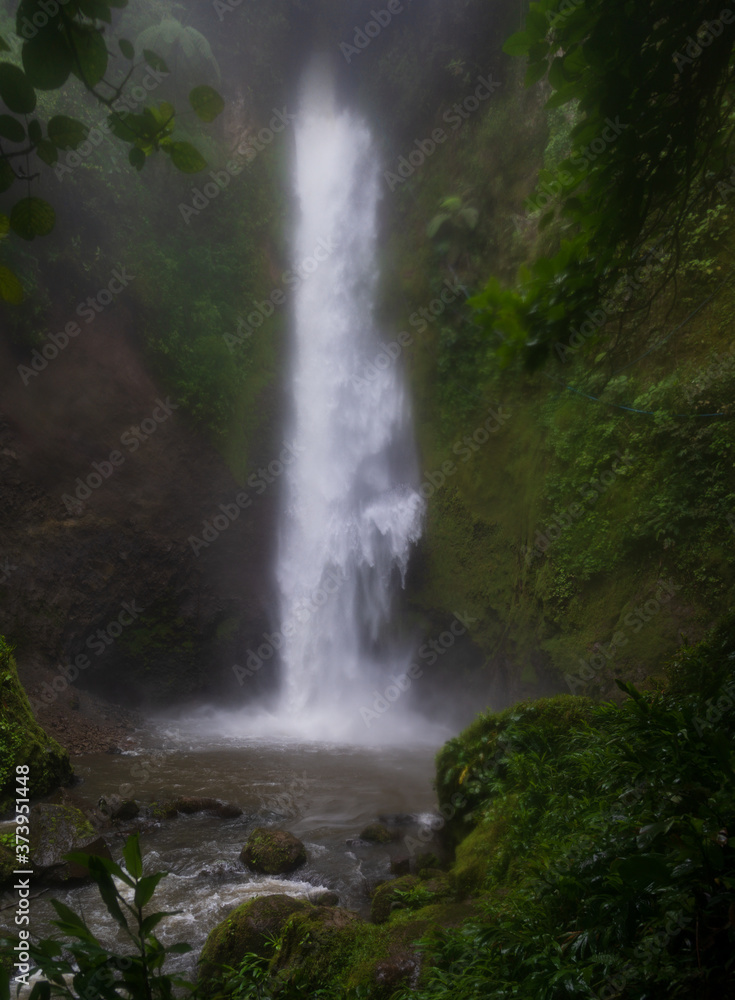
0,634,72,812
0,833,194,1000
469,0,735,365
0,1,223,302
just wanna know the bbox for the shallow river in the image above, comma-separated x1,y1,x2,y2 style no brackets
2,719,448,982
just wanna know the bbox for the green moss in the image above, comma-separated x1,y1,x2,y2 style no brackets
198,894,308,996
0,635,73,814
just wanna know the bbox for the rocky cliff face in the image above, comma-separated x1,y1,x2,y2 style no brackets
0,301,280,708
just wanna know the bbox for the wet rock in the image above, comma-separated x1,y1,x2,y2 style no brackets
271,905,362,982
98,794,140,821
390,856,411,876
374,951,420,991
240,827,306,875
359,822,394,843
149,797,243,820
370,875,420,924
29,804,111,883
198,894,308,996
311,890,339,906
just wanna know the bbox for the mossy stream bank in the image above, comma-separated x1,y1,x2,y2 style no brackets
196,619,735,999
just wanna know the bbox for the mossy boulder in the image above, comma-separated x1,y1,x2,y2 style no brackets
270,904,363,993
198,894,307,995
370,875,420,924
0,636,73,814
240,827,306,874
29,804,110,882
359,822,394,843
435,695,598,848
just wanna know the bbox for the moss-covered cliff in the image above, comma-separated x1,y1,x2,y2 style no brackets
0,635,72,814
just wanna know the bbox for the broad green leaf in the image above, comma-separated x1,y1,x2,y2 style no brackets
69,25,108,87
47,115,89,150
0,36,10,53
65,850,133,886
0,62,36,114
36,139,58,166
0,265,24,305
503,30,532,57
27,118,41,144
0,160,14,193
129,146,145,170
189,84,224,123
525,61,548,87
134,872,165,909
86,860,129,929
22,33,73,90
119,38,134,60
122,832,143,879
10,196,55,240
0,115,24,143
78,0,112,23
140,910,179,935
167,140,206,173
143,49,169,74
0,214,8,235
427,213,450,238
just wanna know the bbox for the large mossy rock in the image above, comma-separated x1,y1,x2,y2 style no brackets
0,637,73,814
198,894,307,996
29,803,110,882
240,827,306,874
370,874,420,924
270,904,363,992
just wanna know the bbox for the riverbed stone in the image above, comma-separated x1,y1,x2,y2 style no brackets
270,905,362,987
240,827,306,874
29,803,111,882
98,793,139,821
359,822,394,843
198,894,308,995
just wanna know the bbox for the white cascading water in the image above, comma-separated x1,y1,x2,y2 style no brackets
272,63,425,740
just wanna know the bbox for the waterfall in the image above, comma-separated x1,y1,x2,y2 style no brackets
272,63,425,740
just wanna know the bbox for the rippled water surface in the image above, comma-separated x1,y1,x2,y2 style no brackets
2,721,443,982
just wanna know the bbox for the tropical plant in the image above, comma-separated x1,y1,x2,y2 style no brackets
0,0,224,303
0,833,195,999
470,0,735,366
